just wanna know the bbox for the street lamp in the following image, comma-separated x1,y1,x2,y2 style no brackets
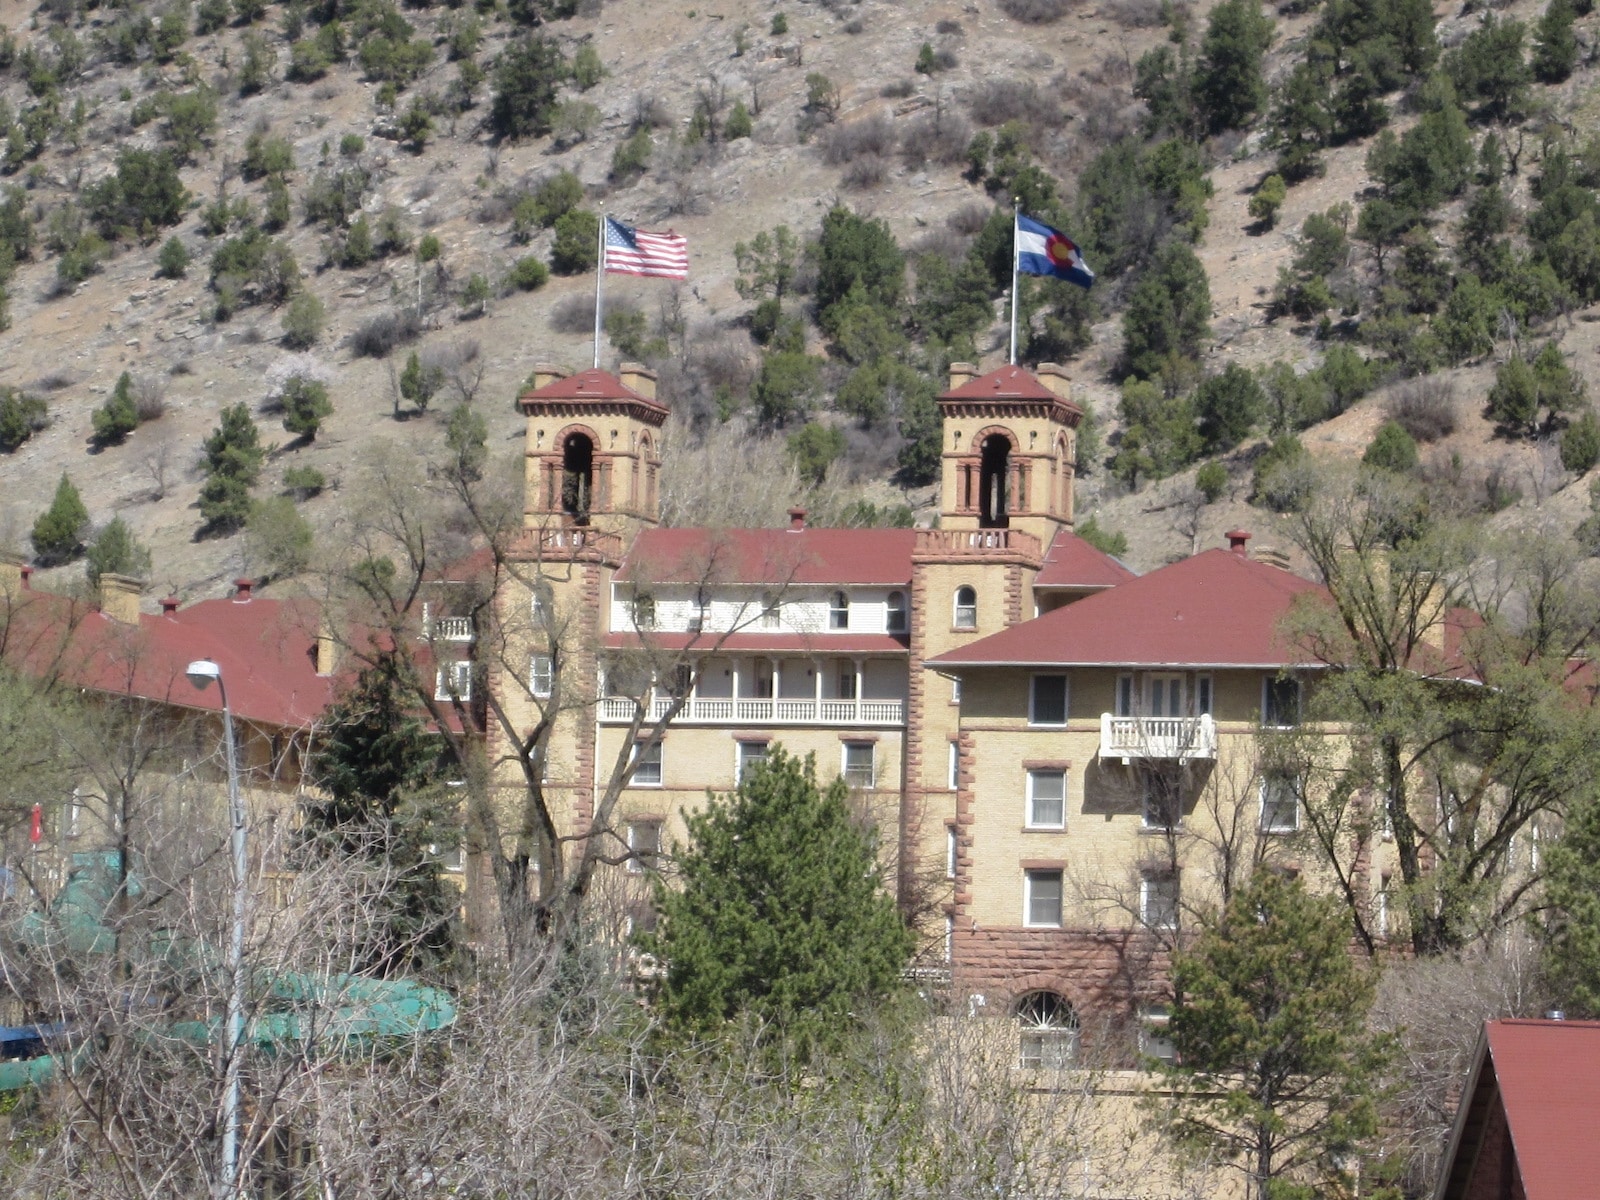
186,659,247,1200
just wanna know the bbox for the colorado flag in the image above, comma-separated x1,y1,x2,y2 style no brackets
1016,213,1094,290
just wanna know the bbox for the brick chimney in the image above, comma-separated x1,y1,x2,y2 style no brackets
233,578,254,602
1226,530,1251,556
948,362,979,390
1036,362,1072,400
0,553,28,600
529,363,568,393
99,573,145,624
619,362,658,401
788,507,807,531
160,595,181,615
315,622,340,676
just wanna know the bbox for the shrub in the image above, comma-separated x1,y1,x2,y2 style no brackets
965,79,1060,128
350,310,421,358
770,12,787,34
0,387,48,453
199,403,263,534
1363,420,1419,473
1075,514,1128,555
281,291,326,349
507,255,549,291
417,233,442,263
1252,435,1311,511
1248,174,1286,229
786,422,847,485
241,132,294,180
83,148,186,240
157,236,189,278
245,495,314,580
490,34,567,141
91,372,141,446
1561,408,1600,474
550,209,600,274
572,43,603,89
281,375,332,440
1387,380,1456,443
282,465,327,499
820,115,896,165
724,100,752,141
398,350,445,412
85,517,152,588
31,473,88,565
460,273,490,317
999,0,1072,22
610,129,653,183
131,376,165,423
1196,460,1229,503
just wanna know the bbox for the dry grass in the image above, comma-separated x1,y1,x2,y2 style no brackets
1388,379,1458,443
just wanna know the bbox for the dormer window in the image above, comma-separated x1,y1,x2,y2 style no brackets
760,593,781,629
829,591,849,630
688,589,710,632
886,591,907,633
632,593,656,631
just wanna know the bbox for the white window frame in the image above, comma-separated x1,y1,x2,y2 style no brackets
1029,674,1069,727
632,592,656,631
947,741,959,790
760,594,781,630
736,740,768,782
435,660,472,702
1259,773,1302,834
1142,771,1182,831
1140,1005,1176,1064
1195,673,1214,717
1146,672,1184,718
687,589,710,633
630,740,663,787
1115,673,1134,718
946,825,958,879
1023,868,1064,928
1262,676,1302,728
953,585,977,630
626,820,662,873
1141,872,1179,929
843,742,875,789
1016,992,1079,1069
531,582,552,626
529,653,553,699
951,677,962,706
1026,769,1067,830
829,590,850,630
944,914,955,963
886,590,907,633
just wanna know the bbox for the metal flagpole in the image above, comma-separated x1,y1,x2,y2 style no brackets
593,214,605,369
1009,198,1020,366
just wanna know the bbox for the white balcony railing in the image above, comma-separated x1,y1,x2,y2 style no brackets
425,616,475,642
599,696,904,726
1099,713,1217,762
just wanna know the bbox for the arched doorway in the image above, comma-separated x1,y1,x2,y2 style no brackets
562,432,594,525
979,434,1011,528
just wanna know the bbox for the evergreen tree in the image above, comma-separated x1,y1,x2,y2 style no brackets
31,473,89,565
1447,15,1532,122
896,385,942,485
1560,408,1600,474
199,403,264,534
1161,871,1393,1200
645,746,914,1054
90,371,140,446
1488,351,1539,434
1532,0,1578,83
1194,363,1265,452
813,205,905,335
1271,63,1333,180
445,402,488,484
1121,240,1212,380
309,653,456,975
281,375,332,440
1362,420,1419,473
85,516,152,588
489,34,566,140
1193,0,1275,134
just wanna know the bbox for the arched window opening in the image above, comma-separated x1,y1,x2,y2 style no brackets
561,433,594,525
953,585,977,630
886,591,907,633
1016,991,1079,1069
979,434,1011,529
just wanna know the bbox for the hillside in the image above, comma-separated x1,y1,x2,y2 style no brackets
1,0,1599,596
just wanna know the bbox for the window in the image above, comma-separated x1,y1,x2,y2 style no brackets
632,593,656,630
529,653,553,698
1195,674,1213,717
1027,770,1066,829
1260,773,1301,833
531,582,552,626
688,590,710,632
1140,1005,1176,1064
951,677,962,706
630,740,662,787
435,660,472,701
886,590,907,633
427,839,465,873
1115,674,1134,718
1141,871,1179,929
1030,674,1068,726
1262,676,1301,728
829,590,850,630
1024,868,1063,927
737,740,768,782
843,742,875,789
946,825,958,879
1016,991,1078,1069
944,915,955,963
838,669,858,701
1375,877,1391,937
760,593,781,630
626,820,662,873
947,741,959,790
954,585,977,630
1143,771,1182,830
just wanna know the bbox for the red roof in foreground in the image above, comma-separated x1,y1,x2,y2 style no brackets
929,545,1329,669
1033,528,1138,591
1437,1019,1600,1200
617,527,918,587
3,587,337,729
603,631,908,655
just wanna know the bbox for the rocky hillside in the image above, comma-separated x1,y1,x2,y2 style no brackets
1,0,1598,597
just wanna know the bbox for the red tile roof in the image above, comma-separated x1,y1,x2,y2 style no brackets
1437,1019,1600,1200
929,546,1329,669
942,364,1076,405
602,632,909,654
515,368,670,418
618,527,918,586
1033,528,1138,591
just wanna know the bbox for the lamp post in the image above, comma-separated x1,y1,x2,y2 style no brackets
186,659,246,1200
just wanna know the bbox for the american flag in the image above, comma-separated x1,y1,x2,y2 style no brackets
603,216,689,279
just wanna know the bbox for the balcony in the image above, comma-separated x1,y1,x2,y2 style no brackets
914,528,1043,560
423,615,475,642
1099,713,1217,762
599,695,905,726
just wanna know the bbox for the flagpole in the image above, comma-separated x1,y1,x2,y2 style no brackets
1009,198,1020,367
593,213,605,369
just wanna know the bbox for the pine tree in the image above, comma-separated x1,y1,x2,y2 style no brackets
1121,239,1213,380
85,517,153,588
1193,0,1275,134
645,746,914,1055
280,375,332,440
1533,0,1579,82
90,371,140,446
1160,871,1393,1200
198,403,264,534
31,473,89,565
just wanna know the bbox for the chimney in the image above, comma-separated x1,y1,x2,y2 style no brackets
315,623,339,677
529,363,568,393
619,362,658,401
788,507,807,532
1225,530,1251,556
1036,362,1072,400
0,553,27,601
947,362,979,391
160,595,181,615
233,578,254,602
99,573,145,624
